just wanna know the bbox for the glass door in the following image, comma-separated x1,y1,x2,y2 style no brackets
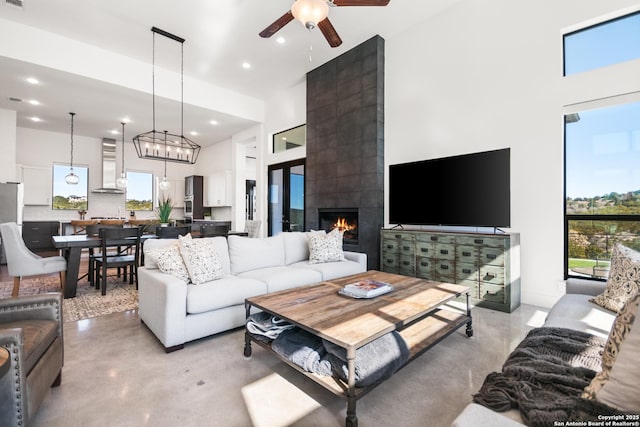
268,160,305,235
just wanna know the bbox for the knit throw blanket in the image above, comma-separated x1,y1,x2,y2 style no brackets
473,327,625,427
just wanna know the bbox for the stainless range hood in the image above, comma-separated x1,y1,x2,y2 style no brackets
92,139,125,194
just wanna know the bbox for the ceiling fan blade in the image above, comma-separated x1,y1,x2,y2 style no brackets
332,0,390,6
318,18,343,47
259,11,294,38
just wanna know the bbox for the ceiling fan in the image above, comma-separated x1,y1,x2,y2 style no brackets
259,0,390,48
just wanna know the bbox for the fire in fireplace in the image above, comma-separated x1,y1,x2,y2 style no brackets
318,208,358,244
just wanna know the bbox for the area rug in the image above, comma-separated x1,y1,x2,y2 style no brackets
0,276,138,323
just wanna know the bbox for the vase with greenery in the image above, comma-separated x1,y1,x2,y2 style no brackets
156,197,173,226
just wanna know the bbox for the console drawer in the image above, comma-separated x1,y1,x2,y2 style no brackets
456,245,477,264
480,265,505,286
456,262,479,282
480,283,506,304
434,243,455,261
480,247,505,266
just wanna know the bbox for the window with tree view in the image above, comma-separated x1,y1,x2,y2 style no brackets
565,101,640,280
125,171,153,211
563,9,640,280
52,164,88,210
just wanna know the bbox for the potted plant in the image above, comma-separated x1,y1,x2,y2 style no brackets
156,197,173,226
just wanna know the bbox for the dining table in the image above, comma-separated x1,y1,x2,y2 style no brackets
52,234,156,298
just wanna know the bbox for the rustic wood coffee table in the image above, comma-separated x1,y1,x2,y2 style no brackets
244,270,473,427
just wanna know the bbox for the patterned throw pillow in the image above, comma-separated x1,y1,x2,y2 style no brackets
590,244,640,312
147,245,190,283
582,292,640,411
178,234,224,285
308,228,346,264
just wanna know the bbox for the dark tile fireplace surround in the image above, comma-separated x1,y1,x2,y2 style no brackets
305,36,384,269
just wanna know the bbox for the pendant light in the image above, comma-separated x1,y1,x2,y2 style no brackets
158,130,170,191
132,26,201,165
65,112,80,185
116,122,128,188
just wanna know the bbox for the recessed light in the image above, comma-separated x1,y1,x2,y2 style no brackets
31,117,41,122
190,131,198,136
26,77,39,85
242,62,251,70
28,99,40,105
276,37,286,44
209,120,218,126
110,130,119,135
121,117,131,123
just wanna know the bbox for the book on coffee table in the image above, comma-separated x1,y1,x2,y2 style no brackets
340,279,394,298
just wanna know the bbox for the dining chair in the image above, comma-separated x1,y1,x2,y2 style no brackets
0,222,67,297
94,226,142,295
155,226,191,239
244,220,262,238
200,224,229,237
85,223,124,287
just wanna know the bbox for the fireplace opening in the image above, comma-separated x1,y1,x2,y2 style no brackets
318,208,358,244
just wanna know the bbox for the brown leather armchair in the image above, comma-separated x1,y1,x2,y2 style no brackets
0,293,64,426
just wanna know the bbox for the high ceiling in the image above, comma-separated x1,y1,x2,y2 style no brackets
0,0,460,145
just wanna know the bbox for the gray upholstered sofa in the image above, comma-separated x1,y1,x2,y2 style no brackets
138,232,367,352
452,278,619,426
0,293,64,427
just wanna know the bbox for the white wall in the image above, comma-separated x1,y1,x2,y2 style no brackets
0,108,17,183
385,0,640,308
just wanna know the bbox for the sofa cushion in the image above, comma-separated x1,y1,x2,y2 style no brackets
308,228,346,264
3,319,58,374
290,259,366,281
283,232,310,265
543,294,616,338
582,292,640,411
178,234,224,285
186,276,267,314
590,243,640,312
228,234,285,274
236,266,322,293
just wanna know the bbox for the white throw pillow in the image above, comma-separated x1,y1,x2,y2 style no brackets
583,292,640,411
308,228,346,264
148,245,190,283
178,234,224,285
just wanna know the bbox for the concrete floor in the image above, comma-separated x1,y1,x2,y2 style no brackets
30,303,549,427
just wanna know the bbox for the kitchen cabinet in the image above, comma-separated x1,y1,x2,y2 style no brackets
18,165,51,206
157,177,185,208
205,171,232,207
22,221,59,252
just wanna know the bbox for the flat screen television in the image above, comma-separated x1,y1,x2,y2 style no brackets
389,148,510,228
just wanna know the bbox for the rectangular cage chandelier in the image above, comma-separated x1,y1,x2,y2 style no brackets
133,26,201,165
133,130,201,164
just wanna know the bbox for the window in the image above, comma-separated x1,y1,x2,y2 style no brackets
273,124,306,153
125,171,153,211
52,164,88,210
564,101,640,279
563,11,640,76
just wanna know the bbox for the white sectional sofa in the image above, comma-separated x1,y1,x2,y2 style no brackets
138,232,367,352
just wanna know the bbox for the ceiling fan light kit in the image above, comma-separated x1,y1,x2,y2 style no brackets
259,0,390,48
291,0,329,29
